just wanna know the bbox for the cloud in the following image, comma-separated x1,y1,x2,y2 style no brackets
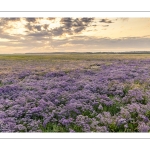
47,17,56,20
25,18,37,23
43,24,50,30
60,17,94,35
24,17,95,37
25,18,51,32
25,23,34,31
55,36,150,50
1,34,150,53
25,18,41,32
102,25,109,27
34,25,42,31
100,19,113,23
0,18,20,30
1,18,20,22
25,23,48,32
24,18,55,33
74,26,85,33
27,32,48,37
60,18,72,28
0,17,95,42
51,27,64,36
120,18,129,21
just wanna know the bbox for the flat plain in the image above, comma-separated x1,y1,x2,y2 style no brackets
0,54,150,132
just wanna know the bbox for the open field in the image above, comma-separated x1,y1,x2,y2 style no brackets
0,54,150,132
1,53,150,60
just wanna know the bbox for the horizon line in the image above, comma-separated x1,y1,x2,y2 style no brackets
1,51,150,55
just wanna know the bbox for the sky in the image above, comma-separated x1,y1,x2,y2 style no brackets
0,17,150,54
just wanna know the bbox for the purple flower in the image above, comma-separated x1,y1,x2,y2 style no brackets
96,126,108,132
138,122,150,132
98,104,103,110
59,118,73,126
139,115,149,123
0,111,6,118
1,58,150,132
117,118,127,126
69,128,75,132
15,124,27,132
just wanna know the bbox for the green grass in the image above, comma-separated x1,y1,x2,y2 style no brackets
40,123,67,132
1,53,150,61
102,103,121,116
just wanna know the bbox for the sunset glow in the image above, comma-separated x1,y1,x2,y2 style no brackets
0,17,150,54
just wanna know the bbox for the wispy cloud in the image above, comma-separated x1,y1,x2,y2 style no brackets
99,19,114,23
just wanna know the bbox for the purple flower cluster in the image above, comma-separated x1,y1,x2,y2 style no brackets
0,58,150,132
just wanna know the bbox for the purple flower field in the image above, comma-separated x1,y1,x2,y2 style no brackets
0,54,150,132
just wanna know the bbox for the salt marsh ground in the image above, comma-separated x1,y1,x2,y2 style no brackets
0,54,150,132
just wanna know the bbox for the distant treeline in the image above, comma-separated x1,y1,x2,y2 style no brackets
25,51,150,55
